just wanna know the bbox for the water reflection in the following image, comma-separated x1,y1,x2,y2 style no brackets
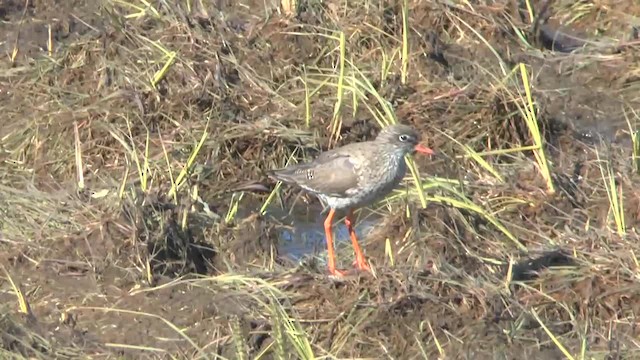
267,205,380,264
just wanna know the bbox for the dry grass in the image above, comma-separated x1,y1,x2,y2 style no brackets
2,0,640,358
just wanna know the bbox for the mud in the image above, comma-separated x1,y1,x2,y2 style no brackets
2,0,640,358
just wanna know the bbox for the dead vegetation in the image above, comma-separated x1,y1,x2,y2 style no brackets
2,0,640,358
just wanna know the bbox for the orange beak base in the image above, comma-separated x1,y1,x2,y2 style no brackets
414,144,435,155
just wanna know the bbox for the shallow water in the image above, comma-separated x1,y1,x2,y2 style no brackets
266,204,381,264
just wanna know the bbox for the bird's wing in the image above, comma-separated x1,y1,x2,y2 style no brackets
269,150,360,198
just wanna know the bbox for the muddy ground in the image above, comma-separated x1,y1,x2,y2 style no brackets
1,0,640,359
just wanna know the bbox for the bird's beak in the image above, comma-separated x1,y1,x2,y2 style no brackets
414,144,435,155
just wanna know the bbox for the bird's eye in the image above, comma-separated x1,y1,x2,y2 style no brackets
398,134,410,142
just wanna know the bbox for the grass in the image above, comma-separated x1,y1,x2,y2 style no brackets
1,265,31,316
624,106,640,174
2,0,640,359
400,0,409,84
596,150,626,237
531,308,575,360
517,63,555,195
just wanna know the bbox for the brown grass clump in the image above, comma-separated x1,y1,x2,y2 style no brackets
2,0,640,358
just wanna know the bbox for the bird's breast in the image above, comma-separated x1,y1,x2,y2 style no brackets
360,154,406,192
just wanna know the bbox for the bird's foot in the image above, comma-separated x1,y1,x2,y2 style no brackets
328,267,348,278
352,259,372,273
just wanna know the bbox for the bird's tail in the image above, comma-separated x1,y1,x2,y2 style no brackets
265,169,291,183
264,167,298,184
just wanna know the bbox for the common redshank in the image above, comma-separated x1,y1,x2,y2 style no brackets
267,124,434,276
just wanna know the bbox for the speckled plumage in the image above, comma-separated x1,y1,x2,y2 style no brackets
267,124,430,209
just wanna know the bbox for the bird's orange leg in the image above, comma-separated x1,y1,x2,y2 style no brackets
345,210,371,272
324,208,346,277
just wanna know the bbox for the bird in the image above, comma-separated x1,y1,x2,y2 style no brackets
267,123,435,277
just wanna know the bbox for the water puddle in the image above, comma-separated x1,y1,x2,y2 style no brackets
265,205,382,265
